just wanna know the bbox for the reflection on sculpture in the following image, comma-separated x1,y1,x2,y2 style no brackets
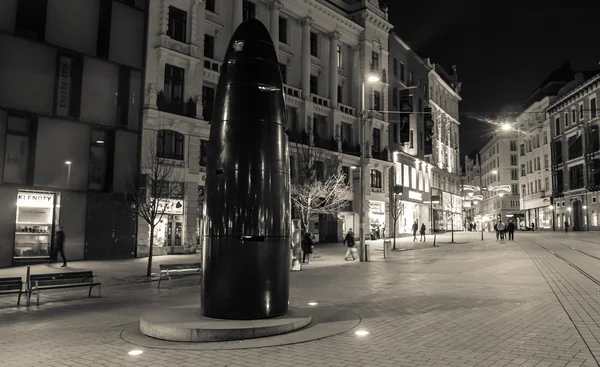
201,19,291,320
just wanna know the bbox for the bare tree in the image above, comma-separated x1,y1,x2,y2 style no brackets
290,142,352,238
390,194,405,250
129,129,183,277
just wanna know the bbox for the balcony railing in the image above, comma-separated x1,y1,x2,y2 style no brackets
204,57,222,72
287,130,310,145
311,94,331,108
342,141,360,157
157,92,197,119
339,103,356,116
314,136,338,151
284,84,302,99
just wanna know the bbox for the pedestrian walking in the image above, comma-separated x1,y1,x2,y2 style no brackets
301,232,314,264
494,223,499,240
507,220,515,241
412,220,418,242
564,221,569,233
52,226,67,267
498,221,506,240
343,229,357,261
420,223,426,242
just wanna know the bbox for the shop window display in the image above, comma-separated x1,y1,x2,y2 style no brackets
13,191,57,259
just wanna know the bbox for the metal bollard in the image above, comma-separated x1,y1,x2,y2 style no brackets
365,244,370,262
433,235,437,247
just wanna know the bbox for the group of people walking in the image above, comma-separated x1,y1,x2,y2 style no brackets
494,220,516,241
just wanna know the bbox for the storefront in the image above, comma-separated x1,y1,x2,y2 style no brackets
432,190,463,232
523,197,552,229
13,190,60,263
152,198,184,248
395,187,430,234
368,200,386,239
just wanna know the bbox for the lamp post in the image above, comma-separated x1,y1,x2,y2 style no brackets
549,204,555,231
65,161,72,188
358,73,380,262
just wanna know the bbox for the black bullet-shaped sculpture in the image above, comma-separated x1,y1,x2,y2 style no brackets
201,19,291,320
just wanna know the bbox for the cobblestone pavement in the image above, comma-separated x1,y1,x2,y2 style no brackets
2,231,600,366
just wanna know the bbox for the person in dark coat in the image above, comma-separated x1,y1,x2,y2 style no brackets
494,223,499,240
302,233,314,264
343,229,357,261
565,221,569,233
507,220,516,241
53,226,67,267
412,220,419,242
419,223,426,242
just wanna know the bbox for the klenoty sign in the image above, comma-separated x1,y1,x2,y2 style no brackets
408,190,423,201
17,192,54,208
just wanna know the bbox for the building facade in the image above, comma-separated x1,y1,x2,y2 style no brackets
428,64,463,232
478,132,523,231
139,0,395,250
0,0,147,267
387,32,434,235
548,72,600,231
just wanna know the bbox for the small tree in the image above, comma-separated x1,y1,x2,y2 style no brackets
290,142,352,238
390,194,405,250
129,130,183,277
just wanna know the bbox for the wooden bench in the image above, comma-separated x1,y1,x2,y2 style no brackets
158,263,202,288
0,277,24,305
27,271,101,306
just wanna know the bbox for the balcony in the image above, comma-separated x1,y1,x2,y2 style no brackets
342,141,360,157
203,57,221,72
311,94,331,109
314,136,339,151
284,85,302,99
339,103,356,116
157,92,197,119
371,148,389,162
287,130,310,145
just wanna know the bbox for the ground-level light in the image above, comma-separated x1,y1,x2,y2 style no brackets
308,302,318,306
354,330,371,337
128,350,143,356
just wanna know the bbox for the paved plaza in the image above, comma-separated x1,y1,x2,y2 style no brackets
2,231,600,366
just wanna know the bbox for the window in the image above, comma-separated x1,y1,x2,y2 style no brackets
409,129,414,148
579,103,584,120
545,177,549,191
164,64,185,101
572,109,576,124
555,117,561,134
536,157,541,171
89,130,108,191
279,17,288,44
370,170,382,189
511,169,518,180
544,154,549,169
567,134,583,160
392,87,398,108
511,155,517,165
310,75,318,95
167,6,187,43
521,164,526,177
393,123,398,143
279,63,287,84
373,91,381,111
520,144,525,156
314,161,324,181
510,141,517,151
310,32,318,57
400,62,405,82
204,34,215,59
543,131,548,145
342,166,350,185
521,184,526,196
242,0,255,20
202,86,215,121
570,165,584,189
592,98,597,118
206,0,215,12
290,156,296,179
199,140,208,167
371,51,379,71
512,184,518,195
393,58,398,76
337,85,343,104
15,0,48,41
3,115,34,184
565,112,569,126
372,128,381,151
157,130,184,160
337,45,342,67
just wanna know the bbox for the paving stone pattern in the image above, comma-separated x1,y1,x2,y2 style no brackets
0,232,599,366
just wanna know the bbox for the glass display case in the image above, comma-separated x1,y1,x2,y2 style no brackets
13,191,55,259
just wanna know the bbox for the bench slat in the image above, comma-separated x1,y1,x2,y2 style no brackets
30,271,94,282
35,282,100,291
160,263,202,271
0,277,23,284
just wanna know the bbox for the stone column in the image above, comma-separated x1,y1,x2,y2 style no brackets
270,0,281,57
232,0,243,31
301,17,313,100
351,45,360,108
329,31,340,108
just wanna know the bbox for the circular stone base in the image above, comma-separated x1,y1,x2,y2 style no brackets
140,308,312,342
122,305,360,350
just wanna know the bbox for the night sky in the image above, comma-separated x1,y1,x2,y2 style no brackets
384,0,600,163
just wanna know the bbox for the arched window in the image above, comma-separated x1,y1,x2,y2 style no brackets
370,169,382,189
157,130,184,160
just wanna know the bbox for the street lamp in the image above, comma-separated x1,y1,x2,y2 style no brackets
358,73,380,262
501,123,512,131
65,161,72,188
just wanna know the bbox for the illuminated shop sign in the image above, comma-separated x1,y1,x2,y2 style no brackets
17,193,54,208
408,191,423,201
